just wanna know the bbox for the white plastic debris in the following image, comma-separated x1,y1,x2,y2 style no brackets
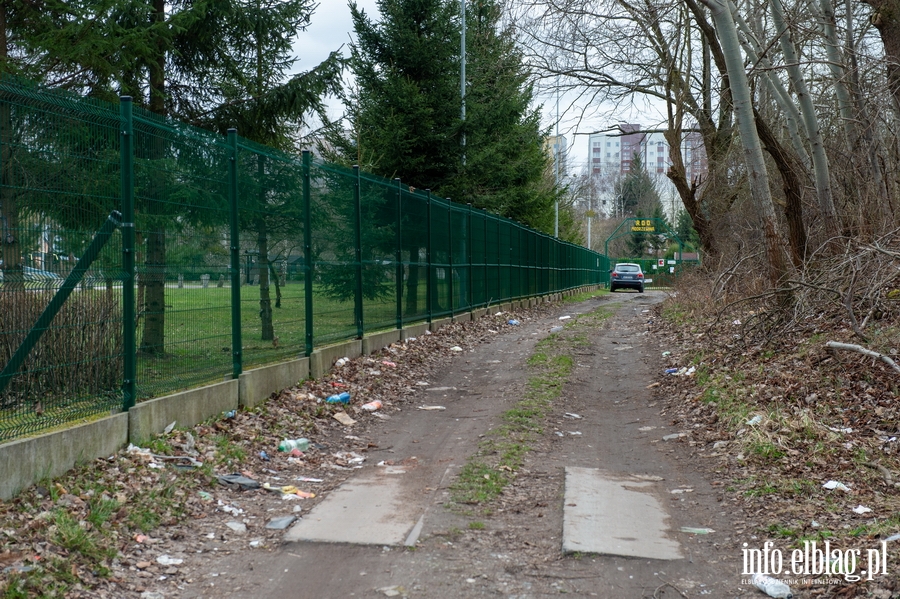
217,500,244,515
732,319,742,326
564,413,583,419
827,426,853,434
156,554,184,566
822,480,850,492
164,421,176,434
853,505,873,514
449,346,463,352
884,533,900,542
225,521,247,534
335,357,349,367
333,451,365,465
751,572,793,598
746,415,763,426
559,315,571,320
417,405,446,411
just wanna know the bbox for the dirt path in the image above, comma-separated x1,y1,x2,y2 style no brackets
177,293,751,599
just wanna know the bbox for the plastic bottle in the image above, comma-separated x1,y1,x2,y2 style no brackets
751,573,793,598
278,438,310,452
361,400,382,412
326,392,351,404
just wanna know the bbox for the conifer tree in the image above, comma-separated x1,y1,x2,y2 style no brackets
336,0,461,188
615,152,661,217
443,0,557,234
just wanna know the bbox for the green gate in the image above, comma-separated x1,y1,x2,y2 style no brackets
603,217,697,289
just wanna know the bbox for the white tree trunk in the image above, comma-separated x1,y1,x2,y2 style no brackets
770,0,838,237
731,7,809,168
700,0,790,288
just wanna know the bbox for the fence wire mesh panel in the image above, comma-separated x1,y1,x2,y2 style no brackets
0,80,124,441
236,140,307,370
399,188,428,324
132,109,233,399
359,173,398,333
0,76,607,444
309,162,358,345
450,205,470,313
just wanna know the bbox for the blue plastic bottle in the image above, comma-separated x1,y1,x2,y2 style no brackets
326,391,351,404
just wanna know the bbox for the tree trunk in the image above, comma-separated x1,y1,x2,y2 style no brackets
664,128,716,257
268,261,282,308
404,242,420,315
731,7,809,168
255,155,274,341
770,0,838,238
139,229,166,354
846,0,891,208
754,109,807,267
817,0,857,146
139,0,169,354
701,0,790,291
0,6,23,290
865,0,900,114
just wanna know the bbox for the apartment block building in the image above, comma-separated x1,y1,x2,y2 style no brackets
586,124,708,217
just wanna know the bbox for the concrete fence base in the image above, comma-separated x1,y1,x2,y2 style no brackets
0,285,598,500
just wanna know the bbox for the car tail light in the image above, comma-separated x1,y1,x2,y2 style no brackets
611,272,618,278
637,273,644,279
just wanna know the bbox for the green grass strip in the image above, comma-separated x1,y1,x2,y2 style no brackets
450,306,613,508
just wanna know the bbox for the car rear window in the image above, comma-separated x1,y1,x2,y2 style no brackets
616,265,639,273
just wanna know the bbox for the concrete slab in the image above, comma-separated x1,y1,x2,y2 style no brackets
361,329,401,355
309,340,362,379
239,358,309,409
562,467,682,560
400,322,429,341
284,470,421,546
129,380,238,445
0,413,128,500
428,317,452,332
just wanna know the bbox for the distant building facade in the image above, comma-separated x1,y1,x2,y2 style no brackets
586,124,708,218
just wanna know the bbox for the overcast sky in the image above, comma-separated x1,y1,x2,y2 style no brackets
296,1,661,173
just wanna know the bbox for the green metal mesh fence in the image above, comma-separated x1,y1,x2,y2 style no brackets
0,79,124,441
0,77,606,443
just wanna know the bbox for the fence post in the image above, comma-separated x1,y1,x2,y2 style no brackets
426,190,433,323
302,151,314,357
353,165,364,338
482,208,488,307
395,178,403,330
496,216,501,300
447,200,454,318
227,129,242,378
466,203,473,312
120,96,136,411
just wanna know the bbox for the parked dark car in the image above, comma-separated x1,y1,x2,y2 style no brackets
609,263,644,293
